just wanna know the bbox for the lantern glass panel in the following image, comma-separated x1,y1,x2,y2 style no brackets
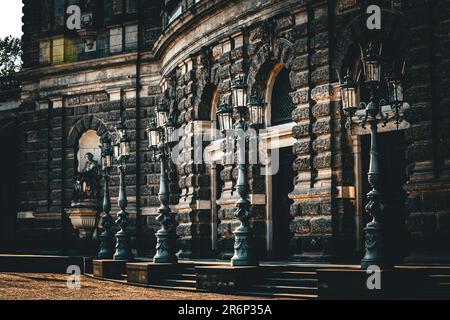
102,154,113,169
107,155,113,168
156,111,168,128
165,125,177,144
114,144,120,158
120,140,130,157
363,60,381,83
340,86,357,111
233,87,247,108
218,112,232,132
147,128,159,147
248,104,263,126
387,79,403,104
117,127,125,140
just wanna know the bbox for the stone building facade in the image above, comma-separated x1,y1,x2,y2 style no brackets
0,0,449,263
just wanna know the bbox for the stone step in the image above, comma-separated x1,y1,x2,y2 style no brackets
252,284,318,295
237,291,317,300
161,279,197,288
429,274,450,277
400,266,450,275
263,277,318,288
271,271,317,279
166,273,196,280
149,284,198,292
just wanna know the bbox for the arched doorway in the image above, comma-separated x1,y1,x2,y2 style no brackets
0,121,19,252
206,89,223,255
264,65,296,259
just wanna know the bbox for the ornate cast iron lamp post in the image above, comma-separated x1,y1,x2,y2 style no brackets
146,102,178,264
216,75,264,267
339,42,406,270
98,135,114,259
112,114,134,261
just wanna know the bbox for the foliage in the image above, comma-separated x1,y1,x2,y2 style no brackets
0,36,22,77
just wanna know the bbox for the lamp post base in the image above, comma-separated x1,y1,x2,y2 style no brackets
98,223,114,259
153,228,178,264
113,230,134,261
98,239,114,259
360,221,392,270
231,226,259,267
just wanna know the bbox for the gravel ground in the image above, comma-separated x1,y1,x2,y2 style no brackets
0,273,269,300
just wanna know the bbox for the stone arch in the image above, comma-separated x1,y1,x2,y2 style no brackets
195,82,217,121
67,115,108,176
67,115,108,148
248,37,295,97
332,8,410,78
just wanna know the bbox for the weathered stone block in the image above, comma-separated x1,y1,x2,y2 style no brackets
311,85,333,103
293,140,310,155
292,123,310,138
290,71,309,89
312,120,331,135
407,213,437,232
311,33,329,50
127,262,188,285
293,38,309,55
293,155,311,171
311,217,332,234
92,260,127,279
290,218,311,234
311,66,330,85
313,152,332,169
289,55,308,71
196,266,263,292
312,102,331,117
292,105,310,122
313,137,331,153
290,89,310,105
300,201,321,215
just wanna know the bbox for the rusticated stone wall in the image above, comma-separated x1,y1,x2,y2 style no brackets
403,0,450,259
4,0,449,263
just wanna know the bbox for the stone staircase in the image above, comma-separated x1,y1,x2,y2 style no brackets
2,254,448,299
237,267,319,299
401,266,450,299
137,264,320,299
148,265,197,292
89,263,450,299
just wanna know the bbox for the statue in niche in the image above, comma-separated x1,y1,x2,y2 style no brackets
72,152,101,204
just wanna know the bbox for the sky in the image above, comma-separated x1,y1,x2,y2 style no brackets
0,1,24,38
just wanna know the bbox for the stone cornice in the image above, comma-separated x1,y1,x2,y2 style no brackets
17,52,146,83
152,0,307,75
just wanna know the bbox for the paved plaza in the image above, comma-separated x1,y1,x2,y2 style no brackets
0,273,268,300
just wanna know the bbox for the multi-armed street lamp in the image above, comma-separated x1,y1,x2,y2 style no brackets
112,113,134,261
98,135,114,259
339,42,406,270
146,102,179,264
216,75,264,267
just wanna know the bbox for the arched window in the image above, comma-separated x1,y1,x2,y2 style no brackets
271,68,295,126
77,130,101,172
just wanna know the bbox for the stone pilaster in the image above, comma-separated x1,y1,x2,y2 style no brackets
289,3,336,262
176,121,213,258
404,0,450,259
